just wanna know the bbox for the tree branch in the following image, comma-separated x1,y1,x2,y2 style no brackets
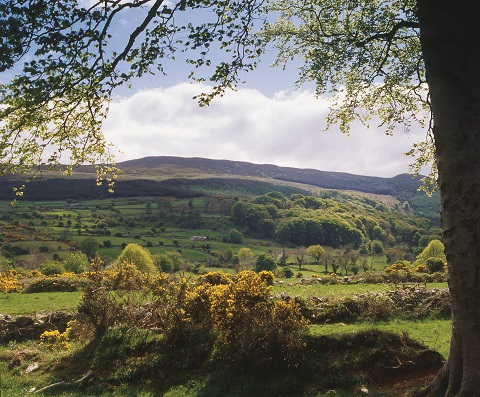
354,20,419,47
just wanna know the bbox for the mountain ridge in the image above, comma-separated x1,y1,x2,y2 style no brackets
0,156,424,202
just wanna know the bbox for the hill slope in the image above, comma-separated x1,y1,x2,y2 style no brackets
0,156,434,211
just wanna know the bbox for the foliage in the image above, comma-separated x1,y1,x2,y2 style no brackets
153,253,174,273
40,326,72,351
79,237,100,259
76,265,307,369
23,272,88,293
236,247,255,272
228,228,244,243
282,266,294,278
263,0,434,186
255,253,277,272
207,270,308,368
115,243,156,273
306,244,325,263
425,257,445,274
40,260,65,276
0,1,267,190
415,239,446,266
64,251,89,274
0,270,22,292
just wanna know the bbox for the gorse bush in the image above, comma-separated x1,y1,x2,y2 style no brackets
76,267,308,369
0,270,22,292
23,272,89,293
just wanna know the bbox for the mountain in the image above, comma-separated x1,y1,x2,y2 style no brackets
0,156,426,203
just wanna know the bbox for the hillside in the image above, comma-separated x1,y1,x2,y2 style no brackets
0,156,439,220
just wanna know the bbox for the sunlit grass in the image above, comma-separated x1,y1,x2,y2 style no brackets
0,291,82,316
310,318,451,358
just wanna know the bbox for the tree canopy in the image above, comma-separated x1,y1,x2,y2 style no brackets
0,0,266,191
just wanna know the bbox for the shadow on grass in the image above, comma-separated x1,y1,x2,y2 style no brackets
43,328,444,397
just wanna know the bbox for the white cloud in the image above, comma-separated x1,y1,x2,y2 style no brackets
103,83,428,177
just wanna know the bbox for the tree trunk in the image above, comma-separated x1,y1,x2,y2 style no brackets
416,1,480,396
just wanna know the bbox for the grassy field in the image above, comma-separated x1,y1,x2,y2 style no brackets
0,291,82,316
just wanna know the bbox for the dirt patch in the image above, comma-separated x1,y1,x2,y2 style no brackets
373,350,444,396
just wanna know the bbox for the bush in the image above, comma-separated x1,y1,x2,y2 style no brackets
64,252,89,274
24,273,89,293
282,267,294,278
255,253,277,272
425,257,445,274
228,228,244,243
0,270,22,292
115,243,156,273
208,270,308,368
41,261,65,276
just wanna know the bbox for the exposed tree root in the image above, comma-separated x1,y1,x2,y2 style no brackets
25,371,93,396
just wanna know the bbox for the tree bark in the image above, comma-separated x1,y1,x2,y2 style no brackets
416,1,480,395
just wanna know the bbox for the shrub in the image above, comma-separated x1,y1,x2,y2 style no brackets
24,273,88,293
79,237,100,259
283,267,294,278
40,327,71,351
41,261,65,276
198,271,233,285
208,270,308,368
64,252,89,274
258,270,275,286
0,270,22,292
228,228,244,243
255,253,277,272
115,243,156,273
425,257,445,274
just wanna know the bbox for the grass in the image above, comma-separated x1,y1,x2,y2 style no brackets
274,279,447,298
0,291,82,316
0,324,437,397
310,318,451,358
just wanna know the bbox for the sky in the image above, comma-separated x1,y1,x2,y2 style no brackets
105,82,425,178
89,3,428,178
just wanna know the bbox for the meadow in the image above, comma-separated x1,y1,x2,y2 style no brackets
0,192,449,396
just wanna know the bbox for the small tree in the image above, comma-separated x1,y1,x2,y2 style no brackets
371,240,384,255
229,228,244,243
306,244,326,266
41,261,65,276
115,243,156,274
64,252,89,274
255,253,277,272
415,239,446,266
236,247,255,272
153,254,174,273
79,237,99,259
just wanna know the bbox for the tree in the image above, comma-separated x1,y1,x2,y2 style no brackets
228,228,244,244
64,252,89,274
115,243,156,274
255,253,277,273
415,239,446,266
306,244,326,266
265,1,479,394
152,253,174,273
236,247,255,272
79,237,99,260
0,1,264,197
294,248,307,269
